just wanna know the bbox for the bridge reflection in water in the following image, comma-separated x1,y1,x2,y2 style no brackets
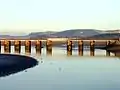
0,39,119,57
0,39,120,77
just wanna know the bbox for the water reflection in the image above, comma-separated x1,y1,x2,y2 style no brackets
0,47,120,90
0,54,38,77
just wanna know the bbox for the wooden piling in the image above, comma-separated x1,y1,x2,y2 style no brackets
106,40,110,56
90,40,95,56
46,40,52,55
67,40,72,56
25,40,31,53
4,40,11,53
35,40,42,54
14,40,21,53
78,40,83,56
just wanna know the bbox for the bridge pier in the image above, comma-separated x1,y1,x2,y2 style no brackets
35,40,42,54
90,40,95,56
67,40,72,56
106,40,111,56
114,52,120,57
4,40,11,53
14,40,21,53
25,40,31,54
46,40,52,55
78,40,83,56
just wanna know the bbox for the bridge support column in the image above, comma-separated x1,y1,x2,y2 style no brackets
114,52,120,56
36,40,42,54
46,40,52,55
106,40,110,56
4,40,11,53
25,40,31,54
90,40,95,56
14,40,21,53
67,40,72,56
78,40,83,56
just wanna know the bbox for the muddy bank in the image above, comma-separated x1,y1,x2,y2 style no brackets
0,54,38,77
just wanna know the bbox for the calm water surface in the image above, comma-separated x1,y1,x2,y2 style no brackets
0,46,120,90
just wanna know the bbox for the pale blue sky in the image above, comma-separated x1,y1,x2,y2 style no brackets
0,0,119,32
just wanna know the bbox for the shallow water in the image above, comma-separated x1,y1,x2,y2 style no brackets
0,46,120,90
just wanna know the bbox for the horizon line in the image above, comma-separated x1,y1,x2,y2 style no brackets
0,28,119,33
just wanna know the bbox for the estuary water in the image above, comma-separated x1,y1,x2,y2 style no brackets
0,46,120,90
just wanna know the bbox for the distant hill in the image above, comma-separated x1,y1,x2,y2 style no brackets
29,31,57,39
0,32,29,39
0,32,28,36
0,35,29,39
87,33,120,39
29,29,102,39
29,31,57,36
51,29,101,37
0,29,119,39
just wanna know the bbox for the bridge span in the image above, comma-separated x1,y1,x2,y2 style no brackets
0,38,119,56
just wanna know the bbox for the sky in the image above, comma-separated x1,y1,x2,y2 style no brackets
0,0,120,32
